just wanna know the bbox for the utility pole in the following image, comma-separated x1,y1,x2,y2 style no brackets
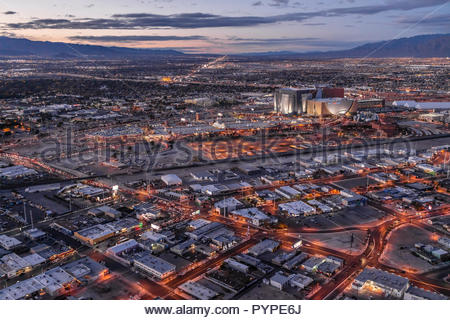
442,151,447,175
447,161,450,179
444,151,449,179
350,233,354,249
30,207,34,229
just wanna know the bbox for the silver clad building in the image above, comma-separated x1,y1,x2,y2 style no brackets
274,88,315,114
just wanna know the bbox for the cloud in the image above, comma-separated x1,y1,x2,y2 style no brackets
5,0,448,30
6,13,288,29
229,36,318,41
0,31,17,37
252,1,263,6
303,23,327,26
397,13,450,27
269,0,290,7
3,11,16,15
322,0,448,16
226,36,362,49
68,35,209,42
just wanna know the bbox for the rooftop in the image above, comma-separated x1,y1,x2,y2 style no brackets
76,224,116,240
0,235,22,249
214,197,243,209
179,281,218,300
134,253,176,275
354,267,409,292
231,207,270,222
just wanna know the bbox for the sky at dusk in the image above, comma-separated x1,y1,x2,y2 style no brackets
1,0,449,53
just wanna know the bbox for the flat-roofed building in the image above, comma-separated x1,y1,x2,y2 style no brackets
141,231,166,243
270,272,291,290
279,200,316,217
133,253,176,279
74,224,116,246
214,197,244,216
283,252,309,270
317,261,340,276
404,286,448,300
170,239,195,255
0,235,22,250
289,273,313,289
188,219,210,230
22,253,46,268
96,205,122,219
0,277,45,300
108,218,140,234
34,267,78,297
248,239,280,257
272,251,297,266
201,184,229,196
185,222,224,240
161,174,182,186
62,256,109,283
194,244,216,257
276,186,301,199
179,281,218,300
1,253,32,278
225,258,249,274
301,256,325,272
0,165,38,180
23,228,46,241
352,267,409,299
106,239,139,256
234,254,261,267
229,207,271,226
438,237,450,249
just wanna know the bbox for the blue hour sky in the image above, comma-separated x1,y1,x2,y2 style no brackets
1,0,449,53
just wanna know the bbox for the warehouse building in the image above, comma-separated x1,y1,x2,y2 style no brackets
279,200,316,217
214,197,244,216
133,253,176,280
179,281,218,300
404,286,448,300
161,174,182,186
74,224,116,246
0,165,38,180
0,235,22,250
248,239,280,257
229,207,271,226
352,267,409,299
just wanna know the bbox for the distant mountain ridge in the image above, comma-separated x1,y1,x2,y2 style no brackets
0,34,448,59
238,34,450,58
0,36,184,58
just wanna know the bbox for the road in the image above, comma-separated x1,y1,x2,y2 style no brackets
2,132,449,300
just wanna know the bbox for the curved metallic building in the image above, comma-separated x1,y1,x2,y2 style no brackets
306,98,356,116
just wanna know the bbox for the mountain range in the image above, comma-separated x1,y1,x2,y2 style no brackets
238,34,450,58
0,36,183,58
0,33,448,59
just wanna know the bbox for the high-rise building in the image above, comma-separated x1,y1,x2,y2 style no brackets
274,88,315,114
